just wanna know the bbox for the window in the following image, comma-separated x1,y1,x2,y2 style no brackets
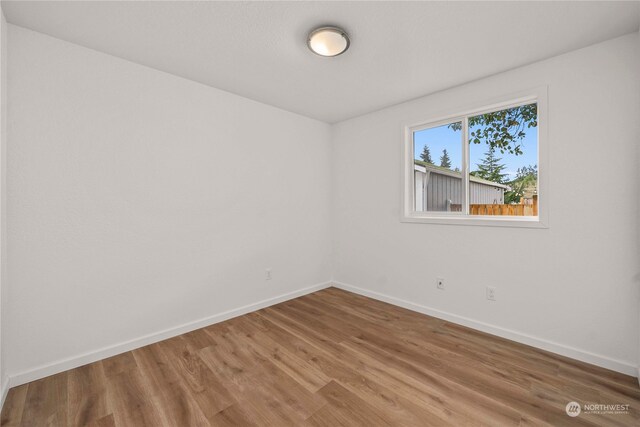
402,89,547,227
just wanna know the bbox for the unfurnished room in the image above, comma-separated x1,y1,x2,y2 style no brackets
0,0,638,426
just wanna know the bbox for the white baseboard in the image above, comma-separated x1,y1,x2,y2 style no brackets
0,376,9,412
332,281,638,377
8,281,331,388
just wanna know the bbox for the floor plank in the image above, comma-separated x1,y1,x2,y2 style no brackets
21,372,68,427
67,363,109,426
0,385,28,427
2,287,638,426
131,343,210,426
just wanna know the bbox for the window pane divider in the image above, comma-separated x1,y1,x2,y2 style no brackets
462,116,470,215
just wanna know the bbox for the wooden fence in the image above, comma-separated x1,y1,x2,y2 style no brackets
451,196,538,216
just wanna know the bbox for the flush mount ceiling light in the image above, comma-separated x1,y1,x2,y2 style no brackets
307,26,350,57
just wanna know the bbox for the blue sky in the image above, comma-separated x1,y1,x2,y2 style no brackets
413,120,537,180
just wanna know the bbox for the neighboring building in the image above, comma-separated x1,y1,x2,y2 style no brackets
414,160,509,211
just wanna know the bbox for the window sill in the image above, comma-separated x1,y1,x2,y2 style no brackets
400,214,548,228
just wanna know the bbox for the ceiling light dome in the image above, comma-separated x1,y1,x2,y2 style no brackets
307,26,350,57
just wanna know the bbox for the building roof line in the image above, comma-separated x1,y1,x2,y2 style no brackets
414,160,509,189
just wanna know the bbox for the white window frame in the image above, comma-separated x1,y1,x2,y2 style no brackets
401,87,548,228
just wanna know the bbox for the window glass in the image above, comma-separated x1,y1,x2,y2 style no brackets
413,122,463,212
468,103,538,216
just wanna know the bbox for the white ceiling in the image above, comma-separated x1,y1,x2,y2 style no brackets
3,1,639,123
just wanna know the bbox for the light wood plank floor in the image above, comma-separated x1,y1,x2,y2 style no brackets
2,287,639,426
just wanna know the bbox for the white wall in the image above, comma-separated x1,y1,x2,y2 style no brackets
0,8,7,403
6,25,332,383
637,28,640,380
332,33,640,375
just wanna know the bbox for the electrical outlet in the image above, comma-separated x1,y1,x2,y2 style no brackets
266,268,272,281
436,278,445,290
486,286,496,301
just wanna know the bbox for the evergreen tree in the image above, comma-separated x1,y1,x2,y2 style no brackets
440,149,452,169
473,146,507,183
420,145,433,164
